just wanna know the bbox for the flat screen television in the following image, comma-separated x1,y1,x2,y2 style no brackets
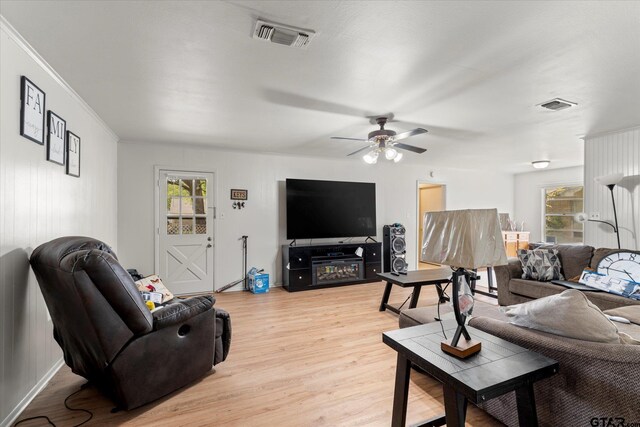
286,178,377,239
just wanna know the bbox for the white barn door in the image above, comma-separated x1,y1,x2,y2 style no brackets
157,170,215,294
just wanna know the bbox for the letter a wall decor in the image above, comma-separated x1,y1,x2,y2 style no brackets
20,76,46,144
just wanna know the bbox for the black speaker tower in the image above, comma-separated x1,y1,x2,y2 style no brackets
383,224,408,273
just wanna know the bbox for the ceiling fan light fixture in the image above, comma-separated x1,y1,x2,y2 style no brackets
363,151,379,164
334,115,428,164
385,147,398,160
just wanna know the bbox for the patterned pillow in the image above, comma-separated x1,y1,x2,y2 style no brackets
517,249,564,281
135,274,175,304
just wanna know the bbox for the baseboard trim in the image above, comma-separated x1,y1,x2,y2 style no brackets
0,358,64,427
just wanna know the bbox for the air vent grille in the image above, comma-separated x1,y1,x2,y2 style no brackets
538,98,577,111
252,19,315,49
256,25,274,41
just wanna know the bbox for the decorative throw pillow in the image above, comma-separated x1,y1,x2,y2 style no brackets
502,289,637,344
135,274,175,304
517,249,564,281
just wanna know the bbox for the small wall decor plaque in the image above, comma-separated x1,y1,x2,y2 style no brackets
47,111,66,165
20,76,46,144
66,131,81,177
230,189,248,200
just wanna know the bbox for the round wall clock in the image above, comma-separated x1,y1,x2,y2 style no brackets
596,251,640,283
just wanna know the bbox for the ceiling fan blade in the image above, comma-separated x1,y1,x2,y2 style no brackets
391,128,428,142
394,143,427,154
330,136,370,142
347,146,373,156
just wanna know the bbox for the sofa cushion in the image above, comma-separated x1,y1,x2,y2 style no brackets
510,278,640,311
502,289,627,344
510,278,565,300
533,244,594,279
399,300,507,328
517,249,564,281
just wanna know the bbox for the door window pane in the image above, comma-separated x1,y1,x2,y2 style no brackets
195,217,207,234
180,179,194,196
182,217,194,234
179,197,194,215
194,197,207,214
194,179,207,197
167,217,180,235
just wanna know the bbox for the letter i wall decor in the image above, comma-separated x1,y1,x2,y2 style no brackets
47,110,66,165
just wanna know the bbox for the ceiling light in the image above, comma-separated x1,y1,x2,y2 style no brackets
531,160,550,169
363,151,379,164
385,148,398,160
393,152,403,163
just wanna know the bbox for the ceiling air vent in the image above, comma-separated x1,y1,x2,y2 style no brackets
538,98,577,111
252,19,315,49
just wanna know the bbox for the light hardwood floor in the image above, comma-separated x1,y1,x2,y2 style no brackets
15,282,502,426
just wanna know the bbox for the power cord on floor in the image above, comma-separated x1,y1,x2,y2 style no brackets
396,294,412,311
436,280,451,340
14,382,93,427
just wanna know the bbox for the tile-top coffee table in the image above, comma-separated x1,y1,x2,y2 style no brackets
383,320,559,427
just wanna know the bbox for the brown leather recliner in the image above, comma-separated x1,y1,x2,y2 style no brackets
30,236,230,410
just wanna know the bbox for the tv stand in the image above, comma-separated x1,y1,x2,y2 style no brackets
282,242,382,292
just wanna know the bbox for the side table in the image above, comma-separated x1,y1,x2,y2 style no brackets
383,320,558,427
377,269,452,314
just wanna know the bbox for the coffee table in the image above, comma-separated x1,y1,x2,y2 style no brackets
383,320,559,427
377,268,452,314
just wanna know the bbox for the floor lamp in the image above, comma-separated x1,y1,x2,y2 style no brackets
576,173,623,250
420,209,507,358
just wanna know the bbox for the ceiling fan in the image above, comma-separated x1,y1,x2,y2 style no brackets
331,116,427,164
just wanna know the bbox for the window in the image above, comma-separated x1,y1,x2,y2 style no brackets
543,185,584,244
166,177,208,235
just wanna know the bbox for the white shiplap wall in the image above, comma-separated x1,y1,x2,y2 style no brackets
117,142,515,291
584,127,640,250
0,19,118,426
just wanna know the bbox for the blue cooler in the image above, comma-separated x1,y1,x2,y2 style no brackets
248,272,269,294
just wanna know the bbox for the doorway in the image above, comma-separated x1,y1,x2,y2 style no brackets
155,169,215,295
416,182,446,269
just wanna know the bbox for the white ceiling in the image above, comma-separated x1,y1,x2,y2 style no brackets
2,1,639,173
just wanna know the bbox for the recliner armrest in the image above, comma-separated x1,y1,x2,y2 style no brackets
152,295,214,330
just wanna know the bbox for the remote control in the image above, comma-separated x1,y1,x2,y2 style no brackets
606,315,631,324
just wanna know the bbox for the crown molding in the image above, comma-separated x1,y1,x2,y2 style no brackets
0,15,119,141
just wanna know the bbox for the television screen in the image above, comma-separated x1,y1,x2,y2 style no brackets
286,179,377,239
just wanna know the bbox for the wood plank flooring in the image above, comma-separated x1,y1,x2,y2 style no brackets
15,282,502,426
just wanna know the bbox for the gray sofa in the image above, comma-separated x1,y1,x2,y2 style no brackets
495,244,640,310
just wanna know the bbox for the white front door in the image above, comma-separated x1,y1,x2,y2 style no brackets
157,170,215,295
